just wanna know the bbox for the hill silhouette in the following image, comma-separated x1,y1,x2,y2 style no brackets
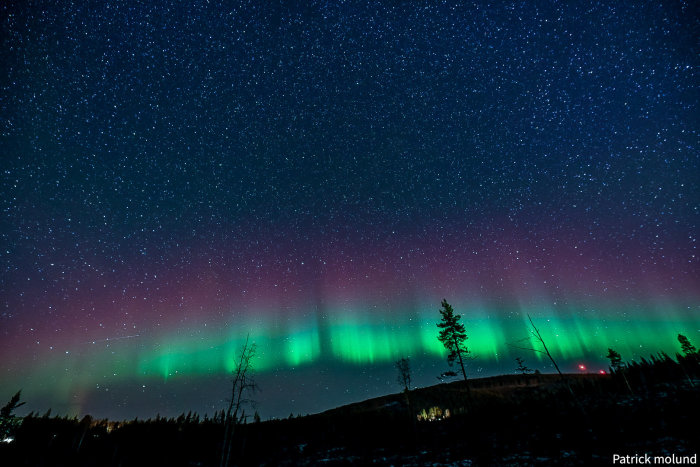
1,354,698,466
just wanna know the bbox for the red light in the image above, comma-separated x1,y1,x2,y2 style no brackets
599,370,606,375
578,364,586,371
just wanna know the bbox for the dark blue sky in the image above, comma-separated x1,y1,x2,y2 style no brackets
1,1,698,419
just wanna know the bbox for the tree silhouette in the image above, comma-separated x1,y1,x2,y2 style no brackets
607,347,633,394
437,299,469,382
606,348,624,372
395,357,412,392
508,314,579,400
678,334,697,356
0,390,25,440
515,356,533,375
509,314,568,381
676,334,698,387
220,336,258,467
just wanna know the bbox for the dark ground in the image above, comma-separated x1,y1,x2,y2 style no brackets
1,355,699,466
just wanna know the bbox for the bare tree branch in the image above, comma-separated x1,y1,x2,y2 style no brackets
507,342,547,355
220,335,258,467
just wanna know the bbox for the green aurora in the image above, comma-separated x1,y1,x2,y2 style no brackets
3,299,697,419
15,301,698,385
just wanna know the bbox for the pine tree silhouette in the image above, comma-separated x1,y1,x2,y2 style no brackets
437,299,470,381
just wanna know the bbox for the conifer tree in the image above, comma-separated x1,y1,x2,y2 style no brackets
606,347,633,394
437,299,469,381
0,390,25,439
515,356,533,375
606,348,624,372
678,334,697,355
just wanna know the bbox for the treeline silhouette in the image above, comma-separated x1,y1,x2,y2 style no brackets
1,345,697,466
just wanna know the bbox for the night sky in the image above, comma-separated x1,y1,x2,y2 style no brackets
1,1,698,420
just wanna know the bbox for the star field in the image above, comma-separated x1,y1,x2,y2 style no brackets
1,1,698,419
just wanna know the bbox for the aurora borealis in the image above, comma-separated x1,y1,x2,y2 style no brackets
1,1,698,420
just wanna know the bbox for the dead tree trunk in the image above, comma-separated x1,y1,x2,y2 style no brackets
220,336,258,467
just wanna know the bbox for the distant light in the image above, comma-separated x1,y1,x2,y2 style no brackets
2,437,14,443
599,370,606,375
578,364,586,371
